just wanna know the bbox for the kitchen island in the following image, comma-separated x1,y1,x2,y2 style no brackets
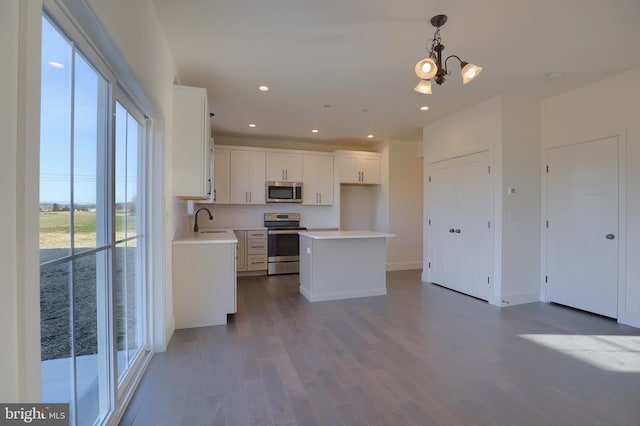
172,230,237,328
298,230,394,302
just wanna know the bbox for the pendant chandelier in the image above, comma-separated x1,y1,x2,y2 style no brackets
414,15,482,94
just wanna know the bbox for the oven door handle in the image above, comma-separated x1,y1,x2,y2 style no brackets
268,230,301,235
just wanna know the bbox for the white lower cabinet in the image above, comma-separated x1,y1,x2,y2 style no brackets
234,230,247,271
172,240,237,328
235,229,267,272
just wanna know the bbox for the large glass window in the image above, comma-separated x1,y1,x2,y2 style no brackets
40,14,147,426
114,101,145,381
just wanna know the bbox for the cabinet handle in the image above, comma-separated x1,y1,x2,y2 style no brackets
213,189,216,202
207,178,212,196
319,193,322,204
285,170,288,180
455,229,461,234
249,192,252,203
605,233,615,240
449,228,455,233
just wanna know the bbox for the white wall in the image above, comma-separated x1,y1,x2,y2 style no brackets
422,97,502,161
0,0,42,402
541,67,640,327
194,137,423,271
340,185,379,231
197,204,339,230
215,135,370,153
422,96,541,306
387,140,423,271
422,97,503,299
501,96,541,305
1,0,22,402
85,0,179,349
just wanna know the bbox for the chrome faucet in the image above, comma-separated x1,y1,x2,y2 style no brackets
194,207,213,232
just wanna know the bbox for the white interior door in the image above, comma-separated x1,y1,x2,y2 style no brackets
428,158,458,286
546,136,619,318
428,151,493,301
456,151,493,301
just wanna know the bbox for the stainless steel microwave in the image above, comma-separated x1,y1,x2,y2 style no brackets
266,181,303,203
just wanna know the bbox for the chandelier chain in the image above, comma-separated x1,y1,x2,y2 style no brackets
428,27,441,58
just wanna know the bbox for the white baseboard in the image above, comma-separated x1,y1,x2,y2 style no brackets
499,291,540,306
300,286,387,302
387,261,423,271
618,313,640,329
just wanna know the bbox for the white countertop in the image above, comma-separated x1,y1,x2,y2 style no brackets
173,229,237,244
299,230,395,240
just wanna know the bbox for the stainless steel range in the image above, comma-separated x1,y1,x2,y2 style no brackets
264,213,306,275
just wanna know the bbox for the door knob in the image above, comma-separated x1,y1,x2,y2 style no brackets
605,234,615,240
449,228,455,233
455,229,461,234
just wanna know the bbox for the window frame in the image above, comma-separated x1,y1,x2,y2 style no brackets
40,3,154,424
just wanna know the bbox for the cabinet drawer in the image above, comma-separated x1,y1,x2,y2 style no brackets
247,238,267,254
247,230,267,239
247,254,267,271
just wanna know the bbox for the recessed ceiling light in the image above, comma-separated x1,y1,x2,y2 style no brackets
367,134,374,139
248,123,256,128
546,72,564,80
312,129,319,133
48,61,64,69
258,85,269,92
420,106,430,111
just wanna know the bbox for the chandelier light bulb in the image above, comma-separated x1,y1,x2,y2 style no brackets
414,79,432,95
415,58,438,80
461,62,483,84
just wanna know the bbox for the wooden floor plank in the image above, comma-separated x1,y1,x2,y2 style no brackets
120,270,640,425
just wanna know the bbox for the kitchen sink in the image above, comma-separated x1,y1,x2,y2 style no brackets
200,230,227,234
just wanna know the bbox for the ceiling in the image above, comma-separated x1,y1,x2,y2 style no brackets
152,0,640,147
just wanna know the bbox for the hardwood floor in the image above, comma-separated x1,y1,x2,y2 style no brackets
120,271,640,425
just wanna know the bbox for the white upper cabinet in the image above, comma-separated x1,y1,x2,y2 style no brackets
213,147,230,204
302,153,334,205
335,150,381,184
229,150,266,204
266,152,303,182
172,85,212,199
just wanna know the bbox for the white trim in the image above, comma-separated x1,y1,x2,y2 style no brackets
41,1,163,422
427,146,493,165
541,132,629,325
423,147,498,305
616,129,630,327
108,350,152,426
499,291,540,306
300,286,387,303
47,0,161,119
387,262,422,271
